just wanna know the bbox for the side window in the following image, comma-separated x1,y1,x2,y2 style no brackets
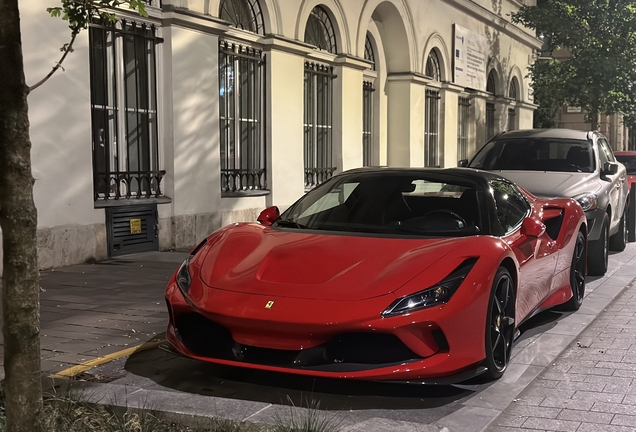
598,138,615,163
490,180,531,233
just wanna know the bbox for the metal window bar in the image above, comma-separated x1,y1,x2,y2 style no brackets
507,108,516,131
362,81,374,166
457,97,470,161
304,62,335,189
425,89,440,167
90,21,164,202
486,102,496,141
219,41,267,195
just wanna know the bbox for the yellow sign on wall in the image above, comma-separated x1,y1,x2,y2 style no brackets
130,218,142,234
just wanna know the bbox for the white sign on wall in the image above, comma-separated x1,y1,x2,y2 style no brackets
453,24,488,91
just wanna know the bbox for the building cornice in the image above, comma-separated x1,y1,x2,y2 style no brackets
161,5,228,34
441,0,542,49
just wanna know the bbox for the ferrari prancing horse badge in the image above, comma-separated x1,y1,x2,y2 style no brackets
265,301,274,309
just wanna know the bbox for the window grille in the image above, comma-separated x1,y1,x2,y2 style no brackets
89,21,164,202
425,89,441,167
457,97,470,161
219,0,264,35
486,102,496,141
304,6,337,53
304,62,335,189
219,41,267,195
363,81,374,166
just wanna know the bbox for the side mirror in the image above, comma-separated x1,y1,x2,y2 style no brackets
257,206,280,226
457,159,468,167
602,161,619,176
520,217,545,238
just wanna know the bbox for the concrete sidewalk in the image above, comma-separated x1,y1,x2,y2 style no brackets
1,245,636,431
0,251,186,376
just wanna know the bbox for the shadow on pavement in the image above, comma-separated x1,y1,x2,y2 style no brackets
124,346,476,410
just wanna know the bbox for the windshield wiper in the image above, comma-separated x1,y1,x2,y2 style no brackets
274,219,308,229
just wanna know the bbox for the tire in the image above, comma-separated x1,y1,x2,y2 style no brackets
609,208,627,252
561,230,586,311
588,214,609,276
483,267,516,381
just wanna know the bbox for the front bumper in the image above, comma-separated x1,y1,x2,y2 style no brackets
164,268,494,381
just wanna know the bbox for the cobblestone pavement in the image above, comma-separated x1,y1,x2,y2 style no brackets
487,277,636,432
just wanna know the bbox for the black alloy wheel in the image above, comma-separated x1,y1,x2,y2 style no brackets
484,267,516,380
562,230,586,311
588,214,609,276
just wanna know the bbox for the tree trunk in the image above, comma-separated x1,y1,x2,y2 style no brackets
0,1,44,431
590,105,599,131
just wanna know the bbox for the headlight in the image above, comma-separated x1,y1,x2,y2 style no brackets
175,238,208,296
381,259,477,317
176,258,192,295
574,193,598,211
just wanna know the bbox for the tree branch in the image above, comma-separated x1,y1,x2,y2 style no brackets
28,33,77,92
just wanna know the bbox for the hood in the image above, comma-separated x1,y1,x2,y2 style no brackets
495,170,601,199
196,224,462,301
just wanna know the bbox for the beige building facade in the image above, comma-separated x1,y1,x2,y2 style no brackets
3,0,541,272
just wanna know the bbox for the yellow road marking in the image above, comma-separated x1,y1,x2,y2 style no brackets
49,339,164,379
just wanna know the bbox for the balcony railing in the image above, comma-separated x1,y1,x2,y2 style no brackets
94,170,165,201
305,167,335,190
221,168,268,196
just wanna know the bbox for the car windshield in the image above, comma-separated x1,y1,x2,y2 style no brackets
468,138,595,173
277,173,483,236
616,155,636,174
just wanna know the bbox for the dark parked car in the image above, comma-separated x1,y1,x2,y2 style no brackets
614,151,636,190
462,129,628,276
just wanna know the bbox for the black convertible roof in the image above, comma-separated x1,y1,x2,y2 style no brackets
334,166,511,190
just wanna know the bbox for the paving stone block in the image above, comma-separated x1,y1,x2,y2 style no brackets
556,408,614,424
572,391,626,403
521,416,580,431
590,401,635,414
539,397,594,410
612,414,636,427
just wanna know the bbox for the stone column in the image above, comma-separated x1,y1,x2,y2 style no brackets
385,73,426,167
440,83,463,167
468,90,489,155
332,55,368,172
264,43,306,207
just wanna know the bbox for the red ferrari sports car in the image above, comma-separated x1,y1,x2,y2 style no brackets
165,168,587,382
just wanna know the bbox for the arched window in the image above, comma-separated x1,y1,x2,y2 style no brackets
508,77,519,131
487,70,497,94
509,77,518,101
219,0,264,35
486,69,497,140
364,34,375,71
425,50,441,81
425,50,442,166
363,34,376,166
304,6,337,54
